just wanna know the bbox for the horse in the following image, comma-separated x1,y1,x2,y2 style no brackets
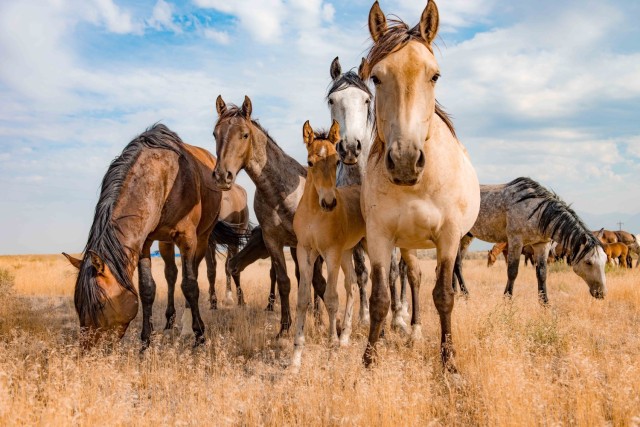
208,183,250,309
327,56,410,330
460,177,607,304
593,228,618,244
359,0,481,370
212,96,327,337
63,124,239,348
594,229,638,268
487,242,508,267
603,242,629,267
291,120,365,370
553,241,571,263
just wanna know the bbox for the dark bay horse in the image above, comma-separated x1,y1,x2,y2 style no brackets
461,177,607,303
212,96,326,337
64,124,233,348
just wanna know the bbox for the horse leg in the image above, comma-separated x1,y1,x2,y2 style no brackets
159,242,177,329
504,238,523,297
323,252,342,348
312,256,327,324
139,242,156,350
454,246,469,295
266,262,277,311
400,249,422,342
353,241,370,326
264,239,292,337
205,245,218,310
434,233,459,372
399,257,410,318
291,246,317,371
389,248,409,334
339,250,356,346
363,234,394,367
532,242,550,304
226,246,244,306
178,233,206,346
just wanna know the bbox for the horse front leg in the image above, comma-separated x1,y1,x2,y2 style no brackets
532,242,551,304
291,245,317,371
264,239,292,338
453,246,469,295
178,234,206,346
139,242,156,350
434,233,459,372
363,233,394,367
504,238,523,297
159,242,177,329
226,246,244,306
353,241,370,326
389,248,410,334
400,249,422,342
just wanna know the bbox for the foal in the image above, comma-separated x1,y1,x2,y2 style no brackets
292,120,365,370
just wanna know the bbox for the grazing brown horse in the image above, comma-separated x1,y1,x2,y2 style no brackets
487,243,536,267
603,242,629,267
291,121,365,370
212,96,327,337
594,228,638,268
359,1,481,370
64,124,232,348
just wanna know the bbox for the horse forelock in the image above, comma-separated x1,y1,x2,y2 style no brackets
75,124,183,325
510,177,601,264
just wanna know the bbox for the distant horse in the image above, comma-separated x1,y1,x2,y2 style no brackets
593,228,618,244
553,241,571,263
461,177,606,303
212,96,327,337
487,243,536,267
328,56,409,329
291,121,365,370
63,124,239,348
208,183,250,309
603,242,629,267
594,229,638,268
359,1,481,370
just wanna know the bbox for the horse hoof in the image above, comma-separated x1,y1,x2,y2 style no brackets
265,303,275,312
391,316,411,335
410,325,423,344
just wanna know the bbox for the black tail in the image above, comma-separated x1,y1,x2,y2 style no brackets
209,221,251,253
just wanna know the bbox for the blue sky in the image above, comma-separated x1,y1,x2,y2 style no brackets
1,0,639,254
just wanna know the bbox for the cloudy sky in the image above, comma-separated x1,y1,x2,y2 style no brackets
1,0,639,255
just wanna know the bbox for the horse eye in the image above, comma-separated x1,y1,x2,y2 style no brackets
586,260,593,266
328,99,334,105
307,161,313,167
432,73,440,83
371,75,381,85
243,133,249,139
365,99,370,105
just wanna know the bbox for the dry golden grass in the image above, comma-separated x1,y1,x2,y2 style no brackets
0,253,639,426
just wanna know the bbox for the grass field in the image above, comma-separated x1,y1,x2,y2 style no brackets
0,253,638,426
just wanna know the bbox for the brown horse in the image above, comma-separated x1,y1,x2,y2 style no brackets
63,124,234,348
487,243,536,267
212,96,327,337
360,1,481,370
291,120,365,370
604,242,629,267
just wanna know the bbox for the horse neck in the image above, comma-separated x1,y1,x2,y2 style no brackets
245,128,305,201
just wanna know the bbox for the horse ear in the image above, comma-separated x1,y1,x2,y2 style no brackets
302,120,314,146
242,96,252,119
358,57,367,80
216,95,226,116
419,0,439,44
330,56,341,80
368,1,387,43
88,250,105,275
62,252,82,269
328,120,341,145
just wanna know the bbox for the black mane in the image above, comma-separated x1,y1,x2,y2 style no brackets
75,124,182,325
509,177,601,264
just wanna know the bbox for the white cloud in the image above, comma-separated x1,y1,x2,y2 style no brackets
203,28,230,44
147,0,182,33
90,0,141,34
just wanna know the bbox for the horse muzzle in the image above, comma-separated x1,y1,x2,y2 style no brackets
213,168,234,190
384,145,425,186
337,139,361,165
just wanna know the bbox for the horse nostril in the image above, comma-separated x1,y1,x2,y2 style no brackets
385,151,395,171
416,150,425,168
226,171,233,182
356,140,362,154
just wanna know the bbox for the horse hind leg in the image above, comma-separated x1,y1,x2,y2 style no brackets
389,249,410,335
159,242,178,329
205,245,218,310
139,243,156,350
226,247,245,306
339,251,356,346
399,257,410,318
178,233,206,346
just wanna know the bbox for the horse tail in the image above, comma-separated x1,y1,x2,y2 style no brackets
209,221,251,254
